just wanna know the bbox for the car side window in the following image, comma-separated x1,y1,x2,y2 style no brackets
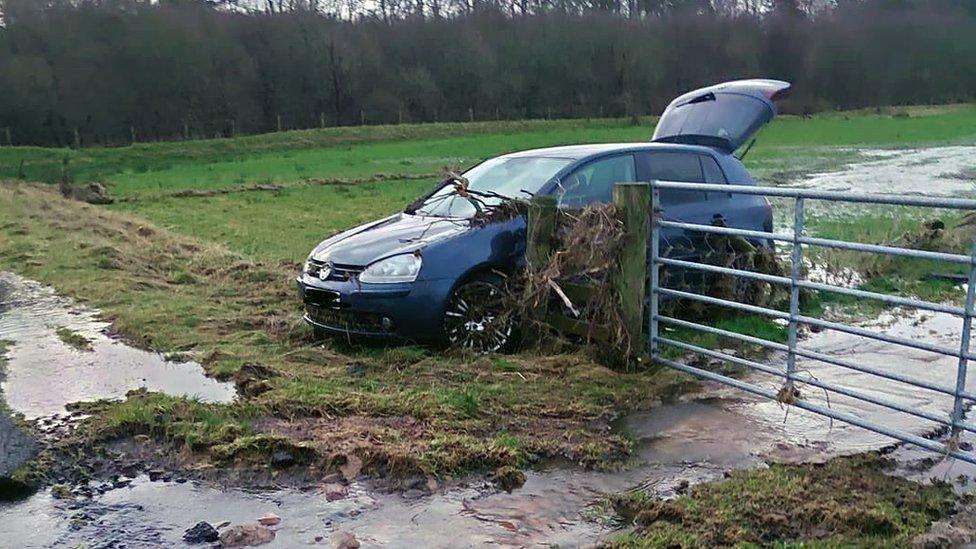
557,154,637,207
648,152,705,206
700,155,727,184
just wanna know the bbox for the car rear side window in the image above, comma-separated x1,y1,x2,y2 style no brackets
648,152,705,205
558,154,637,207
700,155,727,184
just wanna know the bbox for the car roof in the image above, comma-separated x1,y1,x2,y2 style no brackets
502,142,723,160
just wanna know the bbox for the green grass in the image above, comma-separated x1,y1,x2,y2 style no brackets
54,327,93,352
0,181,689,478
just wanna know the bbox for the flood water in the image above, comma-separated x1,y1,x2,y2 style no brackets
0,272,236,419
787,145,976,197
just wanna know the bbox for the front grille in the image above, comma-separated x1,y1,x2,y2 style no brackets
305,304,387,333
306,259,364,282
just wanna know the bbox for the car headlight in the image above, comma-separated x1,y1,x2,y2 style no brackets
359,254,422,284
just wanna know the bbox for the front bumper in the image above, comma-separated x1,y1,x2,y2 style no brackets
296,274,455,341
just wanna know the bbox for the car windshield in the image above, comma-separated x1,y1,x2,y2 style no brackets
415,156,572,218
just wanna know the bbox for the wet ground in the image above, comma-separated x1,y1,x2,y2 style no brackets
786,145,976,197
0,272,236,420
3,147,976,547
2,306,972,547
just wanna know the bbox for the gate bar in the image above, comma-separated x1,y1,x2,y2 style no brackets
658,220,974,265
655,355,976,466
952,240,976,433
656,287,975,361
652,181,976,210
657,256,968,317
657,314,976,402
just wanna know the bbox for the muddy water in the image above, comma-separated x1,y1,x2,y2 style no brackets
0,400,770,548
787,145,976,197
0,272,235,419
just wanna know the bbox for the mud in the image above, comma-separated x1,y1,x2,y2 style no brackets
0,272,235,419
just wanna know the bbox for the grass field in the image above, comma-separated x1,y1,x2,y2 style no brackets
2,104,976,488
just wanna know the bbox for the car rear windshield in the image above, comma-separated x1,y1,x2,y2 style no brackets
416,156,572,218
654,93,770,150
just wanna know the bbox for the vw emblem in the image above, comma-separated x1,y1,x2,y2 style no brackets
318,264,331,281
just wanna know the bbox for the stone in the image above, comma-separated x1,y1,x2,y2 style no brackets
340,455,363,482
271,450,295,468
182,521,220,544
331,531,360,549
256,512,281,526
324,483,348,501
218,524,276,547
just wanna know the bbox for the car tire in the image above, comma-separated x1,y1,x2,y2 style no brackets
443,271,517,353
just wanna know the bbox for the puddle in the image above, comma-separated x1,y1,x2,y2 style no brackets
0,272,235,419
787,145,976,197
0,400,765,548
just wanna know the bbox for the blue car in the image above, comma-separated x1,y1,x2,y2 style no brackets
297,79,787,351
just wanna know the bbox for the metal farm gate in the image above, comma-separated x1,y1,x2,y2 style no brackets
647,181,976,464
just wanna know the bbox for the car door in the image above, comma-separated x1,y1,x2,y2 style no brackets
555,153,638,208
639,150,725,290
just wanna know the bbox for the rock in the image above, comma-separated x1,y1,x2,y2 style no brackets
256,512,281,526
271,450,295,468
218,523,276,547
324,483,348,501
74,182,115,205
0,413,39,478
331,531,360,549
340,455,362,482
216,520,232,529
182,521,220,544
425,476,439,493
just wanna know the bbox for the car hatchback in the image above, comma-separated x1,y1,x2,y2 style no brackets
297,79,786,351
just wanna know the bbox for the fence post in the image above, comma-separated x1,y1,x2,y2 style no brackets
183,119,190,141
130,125,137,144
786,197,805,389
649,181,661,357
3,127,10,146
276,114,282,132
360,108,365,126
398,109,403,125
526,195,557,269
73,128,81,149
526,195,558,333
952,238,976,435
468,107,474,122
613,183,650,354
229,119,236,138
